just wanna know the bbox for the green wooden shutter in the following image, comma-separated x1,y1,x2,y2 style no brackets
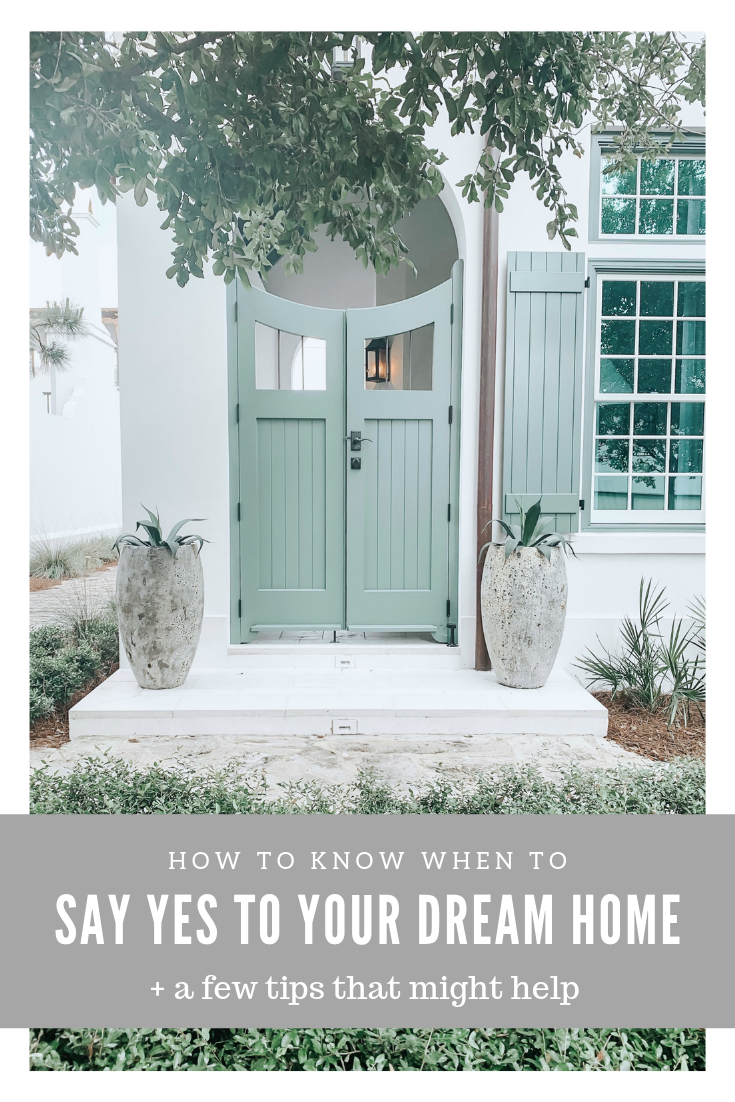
503,251,586,534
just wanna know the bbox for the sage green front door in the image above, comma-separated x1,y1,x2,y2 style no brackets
231,263,462,642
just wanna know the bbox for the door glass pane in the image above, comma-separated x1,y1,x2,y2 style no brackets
255,322,326,390
364,323,433,390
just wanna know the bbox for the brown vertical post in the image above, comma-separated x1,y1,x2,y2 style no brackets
475,199,500,670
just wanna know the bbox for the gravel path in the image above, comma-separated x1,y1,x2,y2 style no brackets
30,566,117,627
30,729,645,787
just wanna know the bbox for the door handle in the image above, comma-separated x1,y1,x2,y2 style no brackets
348,431,373,451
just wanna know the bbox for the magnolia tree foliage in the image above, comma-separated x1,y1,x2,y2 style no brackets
30,32,705,287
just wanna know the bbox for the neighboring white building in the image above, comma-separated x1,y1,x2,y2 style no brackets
29,200,122,541
113,100,705,680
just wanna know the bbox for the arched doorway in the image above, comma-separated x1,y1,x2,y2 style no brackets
228,197,462,643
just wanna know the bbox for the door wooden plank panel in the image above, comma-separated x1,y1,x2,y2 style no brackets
255,418,327,592
403,418,420,591
417,419,433,591
389,419,407,589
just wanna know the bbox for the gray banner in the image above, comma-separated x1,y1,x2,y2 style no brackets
1,814,732,1026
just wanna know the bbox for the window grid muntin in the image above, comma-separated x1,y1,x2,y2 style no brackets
593,274,705,518
599,154,705,238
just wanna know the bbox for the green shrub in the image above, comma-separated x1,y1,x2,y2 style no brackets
28,1026,705,1071
30,643,101,707
73,618,119,666
29,625,67,660
30,689,54,723
29,758,705,816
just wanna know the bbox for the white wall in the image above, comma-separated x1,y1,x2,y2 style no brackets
116,192,230,658
492,99,706,676
30,204,122,540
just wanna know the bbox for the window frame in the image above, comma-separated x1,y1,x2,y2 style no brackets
582,258,705,532
588,131,706,244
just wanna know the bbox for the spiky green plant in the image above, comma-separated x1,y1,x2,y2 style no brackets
479,497,576,562
113,506,207,557
575,579,705,728
29,299,88,376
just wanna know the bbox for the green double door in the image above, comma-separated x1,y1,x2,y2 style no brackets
230,262,462,642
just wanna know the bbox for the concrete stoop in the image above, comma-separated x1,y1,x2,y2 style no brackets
69,666,607,740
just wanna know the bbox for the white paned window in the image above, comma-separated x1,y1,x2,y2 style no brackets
592,275,705,523
600,155,705,238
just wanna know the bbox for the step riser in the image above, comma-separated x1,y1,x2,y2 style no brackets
70,715,607,739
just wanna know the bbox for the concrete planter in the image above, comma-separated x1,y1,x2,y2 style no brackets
480,543,567,689
116,543,204,689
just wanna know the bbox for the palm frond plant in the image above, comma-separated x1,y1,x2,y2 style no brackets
479,497,576,562
29,299,88,377
575,579,705,728
113,506,208,557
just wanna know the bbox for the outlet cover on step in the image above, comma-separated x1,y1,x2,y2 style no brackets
332,718,359,735
335,655,356,669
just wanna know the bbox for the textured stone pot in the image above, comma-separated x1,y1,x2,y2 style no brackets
480,543,567,689
116,543,204,689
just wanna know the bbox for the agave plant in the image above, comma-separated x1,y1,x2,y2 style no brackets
113,506,207,557
479,497,576,562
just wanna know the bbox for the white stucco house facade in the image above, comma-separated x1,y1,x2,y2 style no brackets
30,201,122,541
111,98,704,690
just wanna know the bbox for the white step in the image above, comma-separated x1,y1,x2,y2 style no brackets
69,667,607,739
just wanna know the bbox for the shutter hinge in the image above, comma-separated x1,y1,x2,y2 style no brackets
447,503,451,522
584,277,590,289
450,303,454,324
235,403,239,423
237,502,241,521
234,300,238,322
446,598,451,617
448,404,453,424
238,599,242,618
579,499,585,510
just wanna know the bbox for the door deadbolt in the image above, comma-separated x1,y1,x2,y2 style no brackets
351,457,361,470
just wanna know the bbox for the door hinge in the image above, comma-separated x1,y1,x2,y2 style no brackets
447,503,451,522
234,300,238,322
448,404,453,424
446,598,451,617
584,277,590,289
450,303,454,324
579,499,585,510
235,403,239,423
237,502,241,521
238,599,242,618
